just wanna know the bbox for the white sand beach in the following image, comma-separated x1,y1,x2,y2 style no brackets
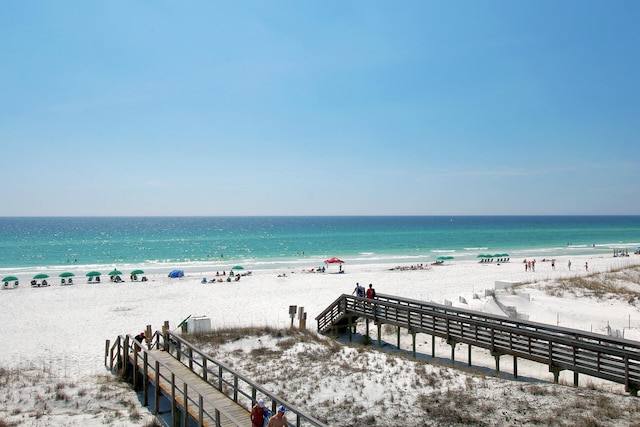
2,253,640,425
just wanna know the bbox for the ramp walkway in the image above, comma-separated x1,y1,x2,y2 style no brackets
316,293,640,395
106,329,327,427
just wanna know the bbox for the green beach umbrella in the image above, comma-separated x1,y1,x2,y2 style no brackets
86,271,101,277
33,273,49,279
59,272,75,278
231,265,244,270
130,269,144,275
2,276,18,282
109,270,122,276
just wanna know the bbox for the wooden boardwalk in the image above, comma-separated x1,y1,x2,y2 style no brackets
106,330,327,427
131,349,251,427
316,293,640,395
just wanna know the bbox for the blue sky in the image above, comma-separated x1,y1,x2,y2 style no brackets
1,1,639,216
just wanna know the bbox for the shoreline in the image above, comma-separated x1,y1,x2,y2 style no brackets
2,244,637,280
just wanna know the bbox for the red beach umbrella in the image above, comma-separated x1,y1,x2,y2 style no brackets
324,257,344,264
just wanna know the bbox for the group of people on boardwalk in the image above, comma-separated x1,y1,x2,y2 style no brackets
352,282,376,299
251,400,287,427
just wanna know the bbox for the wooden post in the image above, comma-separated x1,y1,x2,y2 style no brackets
300,311,307,330
133,349,139,390
468,343,472,366
154,361,160,415
431,335,435,358
514,356,518,379
412,332,416,358
163,322,170,352
123,336,130,373
104,339,110,368
171,373,176,427
145,324,152,347
143,352,149,407
397,326,401,349
451,342,455,365
377,323,382,348
199,395,204,427
203,359,208,382
348,316,353,342
495,354,501,374
366,318,370,338
234,376,239,402
574,371,579,387
183,382,188,427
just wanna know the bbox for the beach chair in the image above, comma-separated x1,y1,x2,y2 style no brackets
61,278,66,284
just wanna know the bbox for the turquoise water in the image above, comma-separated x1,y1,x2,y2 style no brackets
0,216,639,275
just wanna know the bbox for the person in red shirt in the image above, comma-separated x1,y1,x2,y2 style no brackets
366,284,376,299
251,399,265,427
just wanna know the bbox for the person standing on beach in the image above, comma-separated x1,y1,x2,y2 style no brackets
585,261,589,272
568,260,572,271
267,406,287,427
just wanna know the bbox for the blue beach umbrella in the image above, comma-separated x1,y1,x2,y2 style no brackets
169,269,184,278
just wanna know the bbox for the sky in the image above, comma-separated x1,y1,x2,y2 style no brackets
1,1,639,216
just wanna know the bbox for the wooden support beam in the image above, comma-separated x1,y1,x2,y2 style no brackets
412,332,416,358
514,356,518,379
154,360,160,415
143,352,149,407
431,335,435,358
171,373,176,426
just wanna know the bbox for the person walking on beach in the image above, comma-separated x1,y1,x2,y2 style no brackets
585,261,589,272
267,406,287,427
251,399,265,427
568,260,572,271
353,282,365,298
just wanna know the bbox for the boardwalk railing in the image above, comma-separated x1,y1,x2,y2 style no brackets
106,329,327,427
316,293,640,395
107,333,243,426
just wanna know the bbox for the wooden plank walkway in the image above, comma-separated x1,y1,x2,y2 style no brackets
316,293,640,394
132,349,252,427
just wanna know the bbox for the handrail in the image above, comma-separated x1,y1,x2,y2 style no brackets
107,333,246,426
157,330,327,427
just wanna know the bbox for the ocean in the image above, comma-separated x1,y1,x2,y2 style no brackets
1,216,639,276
